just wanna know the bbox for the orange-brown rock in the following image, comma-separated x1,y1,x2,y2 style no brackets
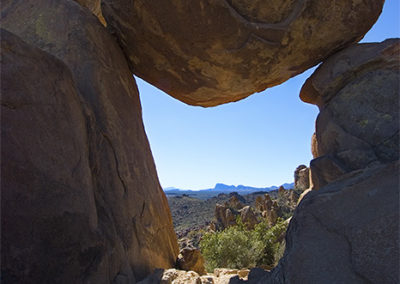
101,0,383,106
311,133,319,158
177,247,207,275
239,206,258,230
294,165,309,191
1,0,179,282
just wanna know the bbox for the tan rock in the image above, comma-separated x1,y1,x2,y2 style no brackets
294,165,310,191
264,194,273,210
101,0,383,107
237,269,250,279
162,270,201,284
255,196,265,211
214,203,238,230
139,269,243,284
311,132,319,158
200,275,216,284
214,268,238,277
278,186,285,195
239,206,258,229
177,247,207,275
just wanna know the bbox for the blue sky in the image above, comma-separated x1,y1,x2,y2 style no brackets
138,0,399,190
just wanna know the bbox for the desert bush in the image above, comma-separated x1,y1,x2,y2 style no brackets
200,218,288,271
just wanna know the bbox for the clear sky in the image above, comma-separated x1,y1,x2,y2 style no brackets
138,0,400,190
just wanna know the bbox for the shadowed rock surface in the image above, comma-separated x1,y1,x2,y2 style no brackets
1,0,178,282
302,39,399,189
101,0,383,106
73,0,106,26
242,39,400,283
248,162,399,283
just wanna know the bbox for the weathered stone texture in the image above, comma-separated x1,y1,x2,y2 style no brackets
251,162,399,283
245,39,400,283
101,0,384,106
1,0,179,282
302,39,399,189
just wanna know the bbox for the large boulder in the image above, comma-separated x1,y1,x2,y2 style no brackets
1,0,178,282
101,0,383,106
301,39,399,189
245,39,400,283
250,162,399,283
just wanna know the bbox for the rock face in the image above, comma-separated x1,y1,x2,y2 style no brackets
247,39,400,283
301,39,399,189
177,247,207,276
1,0,178,282
252,162,400,284
73,0,106,26
293,165,309,191
101,0,383,106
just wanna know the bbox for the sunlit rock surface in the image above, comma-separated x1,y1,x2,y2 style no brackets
101,0,383,106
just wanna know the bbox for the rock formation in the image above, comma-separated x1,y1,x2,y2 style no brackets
302,39,399,189
1,0,178,282
101,0,383,106
293,165,309,191
177,247,207,276
245,39,400,283
214,191,298,230
239,206,258,230
1,0,396,282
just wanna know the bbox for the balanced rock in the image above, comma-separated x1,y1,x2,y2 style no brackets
101,0,383,106
1,0,179,282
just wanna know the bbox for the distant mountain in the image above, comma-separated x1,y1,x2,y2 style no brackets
164,182,294,199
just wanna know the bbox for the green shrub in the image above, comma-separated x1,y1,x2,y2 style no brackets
200,218,288,272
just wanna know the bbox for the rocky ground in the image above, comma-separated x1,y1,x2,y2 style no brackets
138,268,251,284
